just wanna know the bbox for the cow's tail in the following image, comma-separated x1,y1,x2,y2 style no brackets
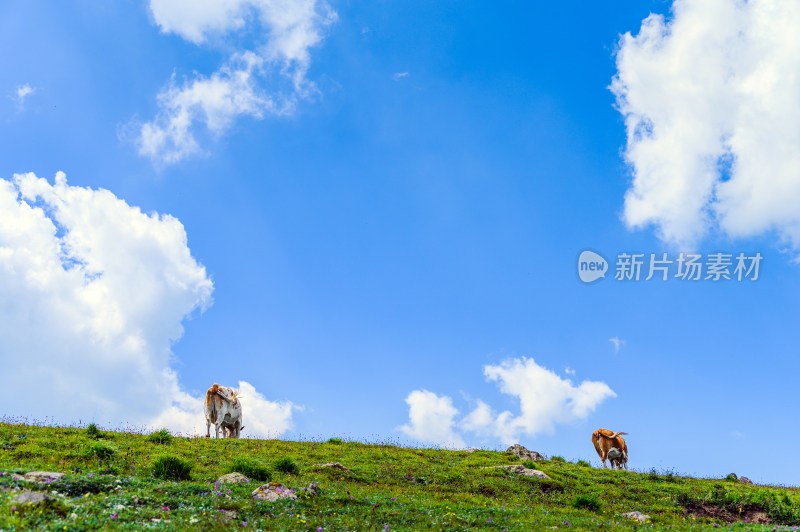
206,384,220,421
599,431,628,439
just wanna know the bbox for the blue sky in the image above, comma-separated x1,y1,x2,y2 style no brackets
2,0,800,485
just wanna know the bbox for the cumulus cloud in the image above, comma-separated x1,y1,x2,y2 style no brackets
400,358,615,447
0,172,294,436
398,390,466,448
612,0,800,248
139,0,336,164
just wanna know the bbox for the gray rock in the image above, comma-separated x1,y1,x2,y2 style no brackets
218,472,251,484
740,476,753,484
13,491,53,506
299,481,320,497
506,444,544,462
24,471,65,483
315,462,351,472
251,482,297,501
488,465,551,479
619,511,650,522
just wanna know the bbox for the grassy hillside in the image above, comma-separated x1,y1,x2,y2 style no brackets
0,421,797,531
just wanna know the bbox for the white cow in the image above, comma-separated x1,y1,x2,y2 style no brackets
204,383,244,438
606,447,628,470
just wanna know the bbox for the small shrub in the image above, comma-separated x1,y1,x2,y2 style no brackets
725,473,739,482
327,437,343,444
225,458,272,482
538,479,566,493
576,460,591,467
152,455,192,481
573,494,602,512
273,457,300,475
90,442,116,461
146,429,173,445
550,455,566,464
522,460,538,469
86,423,102,439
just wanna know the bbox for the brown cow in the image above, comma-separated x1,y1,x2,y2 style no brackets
591,428,628,470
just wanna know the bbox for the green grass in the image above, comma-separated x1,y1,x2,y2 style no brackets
1,421,799,530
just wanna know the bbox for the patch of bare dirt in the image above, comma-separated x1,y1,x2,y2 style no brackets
682,502,770,524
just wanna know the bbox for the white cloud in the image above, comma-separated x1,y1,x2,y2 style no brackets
398,390,466,448
609,337,625,353
138,53,280,164
16,84,35,108
0,172,294,437
564,366,576,375
392,72,409,81
139,0,336,164
474,358,616,445
401,358,615,447
612,0,800,248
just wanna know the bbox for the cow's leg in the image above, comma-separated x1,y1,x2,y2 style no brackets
215,421,221,439
206,420,211,438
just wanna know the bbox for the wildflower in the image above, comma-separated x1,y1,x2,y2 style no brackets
111,513,117,519
11,506,16,511
385,526,390,531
